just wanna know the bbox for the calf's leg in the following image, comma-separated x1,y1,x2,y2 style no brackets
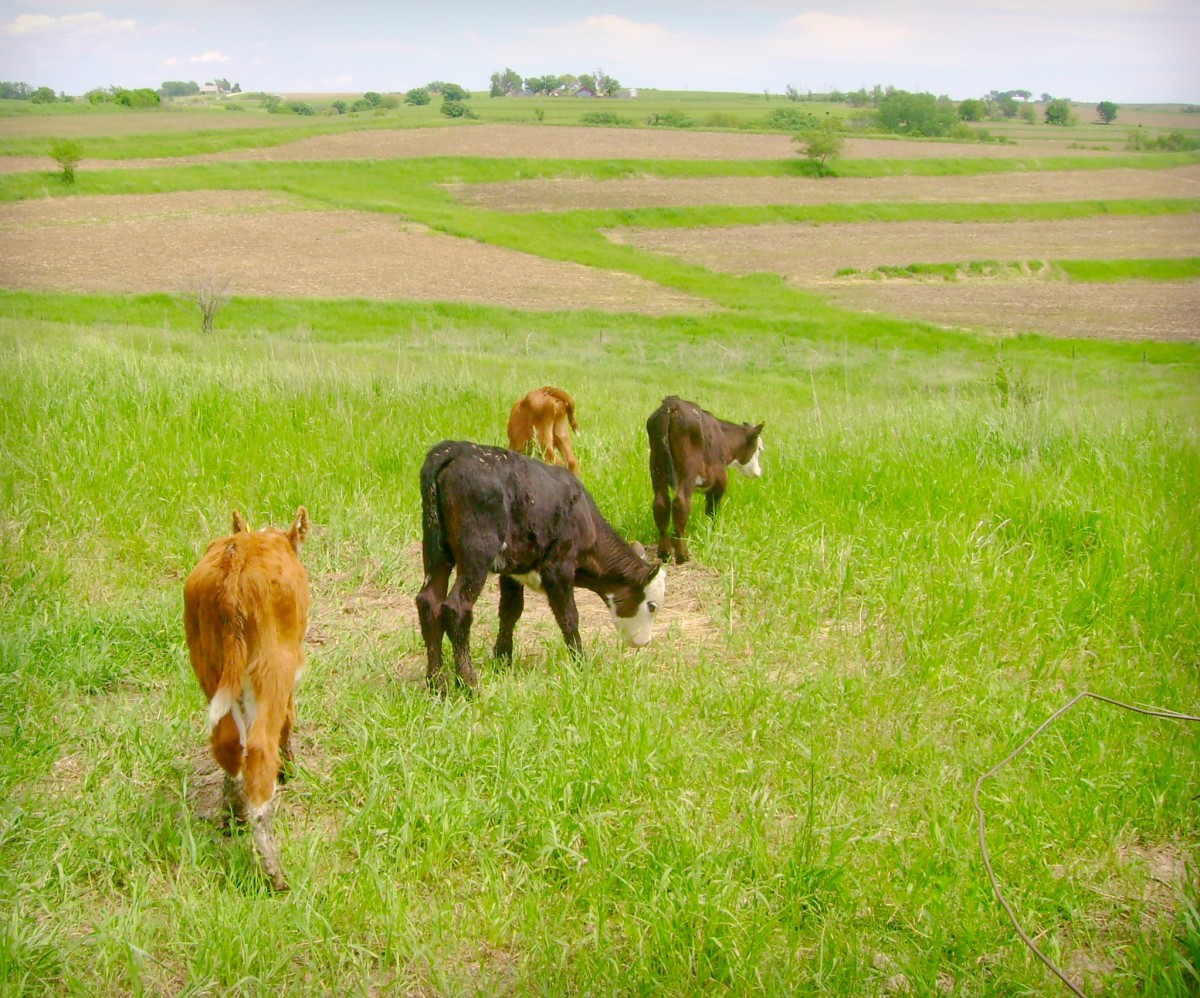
416,564,452,693
671,486,694,564
553,419,580,476
493,574,525,664
441,564,488,691
542,572,584,656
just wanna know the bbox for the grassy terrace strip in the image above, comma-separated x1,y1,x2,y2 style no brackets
2,289,1198,369
837,257,1200,282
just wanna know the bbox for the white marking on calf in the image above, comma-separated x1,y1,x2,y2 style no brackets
510,570,545,593
732,436,764,479
606,568,667,647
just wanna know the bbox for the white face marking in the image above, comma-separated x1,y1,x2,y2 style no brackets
732,436,763,479
607,568,666,647
511,570,544,593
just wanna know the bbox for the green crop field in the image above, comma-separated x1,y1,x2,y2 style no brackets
1,96,1198,995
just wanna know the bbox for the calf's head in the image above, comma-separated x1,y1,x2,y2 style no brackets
731,424,765,479
603,543,667,647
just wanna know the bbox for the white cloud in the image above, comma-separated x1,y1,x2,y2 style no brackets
2,12,136,37
188,50,231,63
778,12,912,56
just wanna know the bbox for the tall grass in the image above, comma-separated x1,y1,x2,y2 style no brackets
1,305,1197,993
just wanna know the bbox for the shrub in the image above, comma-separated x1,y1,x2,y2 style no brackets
441,100,477,119
404,88,430,106
580,111,630,127
764,107,819,131
877,90,957,137
1044,98,1074,126
646,109,693,128
49,139,83,185
794,120,844,174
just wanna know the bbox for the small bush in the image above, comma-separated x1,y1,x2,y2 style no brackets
646,109,693,128
764,107,819,131
580,111,630,127
441,100,477,119
49,139,83,185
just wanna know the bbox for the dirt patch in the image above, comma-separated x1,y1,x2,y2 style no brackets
613,215,1199,282
0,191,712,314
308,541,726,675
612,214,1200,341
827,280,1200,341
448,165,1200,213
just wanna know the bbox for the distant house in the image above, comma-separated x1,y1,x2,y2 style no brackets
199,82,219,94
615,88,639,99
574,87,597,99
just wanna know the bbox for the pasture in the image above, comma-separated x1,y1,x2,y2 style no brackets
1,96,1199,995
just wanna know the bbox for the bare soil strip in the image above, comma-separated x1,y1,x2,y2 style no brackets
448,166,1200,213
0,192,712,314
612,215,1200,283
612,213,1200,340
827,281,1200,341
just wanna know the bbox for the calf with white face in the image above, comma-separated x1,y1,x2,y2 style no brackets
416,441,666,693
647,395,765,564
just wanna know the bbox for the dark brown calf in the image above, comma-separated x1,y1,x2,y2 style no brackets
646,396,764,563
416,440,665,693
183,507,310,891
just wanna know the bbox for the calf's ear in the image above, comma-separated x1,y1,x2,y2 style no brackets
629,540,647,560
289,507,310,550
232,510,249,533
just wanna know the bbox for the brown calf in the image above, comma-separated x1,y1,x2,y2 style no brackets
506,385,581,476
647,396,764,564
183,507,311,891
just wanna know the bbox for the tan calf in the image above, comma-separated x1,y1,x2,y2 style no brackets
183,507,310,891
506,385,581,476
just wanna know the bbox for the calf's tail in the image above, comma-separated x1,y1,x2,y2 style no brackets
647,400,678,491
208,538,249,734
419,443,459,573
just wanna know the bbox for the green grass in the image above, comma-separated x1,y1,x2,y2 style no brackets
1,296,1198,995
837,257,1200,283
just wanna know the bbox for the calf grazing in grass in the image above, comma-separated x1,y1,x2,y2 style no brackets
183,507,311,892
416,440,665,693
507,385,581,476
647,395,764,564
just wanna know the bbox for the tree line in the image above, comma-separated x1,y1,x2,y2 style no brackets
488,68,623,97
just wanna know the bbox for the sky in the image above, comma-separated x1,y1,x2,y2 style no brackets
1,1,1197,105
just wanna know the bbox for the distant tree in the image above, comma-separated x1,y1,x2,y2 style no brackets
362,91,383,108
1044,97,1073,125
440,83,469,101
1096,100,1118,124
498,67,522,95
601,75,621,97
524,75,560,96
404,87,430,106
0,81,33,99
846,87,871,107
995,95,1018,118
1040,92,1053,103
785,84,800,102
30,86,57,104
425,81,446,94
877,90,957,136
577,73,596,93
331,99,347,114
110,87,160,108
1013,89,1032,102
49,139,83,184
160,80,200,97
286,100,315,115
795,119,844,174
1019,104,1037,124
231,83,241,93
958,98,985,121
